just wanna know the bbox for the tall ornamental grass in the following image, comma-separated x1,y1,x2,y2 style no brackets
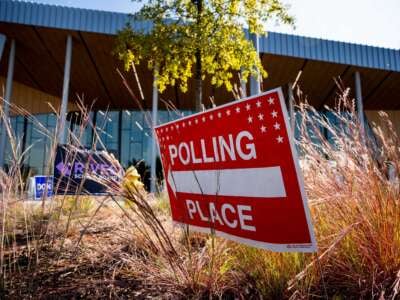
0,84,398,299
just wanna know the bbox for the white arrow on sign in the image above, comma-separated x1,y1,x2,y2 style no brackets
167,166,286,198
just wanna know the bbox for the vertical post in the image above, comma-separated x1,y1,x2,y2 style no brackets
118,110,122,159
0,39,16,168
91,111,97,147
22,116,28,157
194,0,203,112
58,35,72,144
0,34,6,62
354,71,365,140
249,33,261,96
150,68,159,193
287,82,295,134
240,69,247,99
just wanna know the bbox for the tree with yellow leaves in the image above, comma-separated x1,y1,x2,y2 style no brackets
116,0,293,111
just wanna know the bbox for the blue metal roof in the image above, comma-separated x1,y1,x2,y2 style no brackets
1,0,399,72
260,32,400,72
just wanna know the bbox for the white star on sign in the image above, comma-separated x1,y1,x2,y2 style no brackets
226,110,231,116
248,116,253,123
260,125,267,133
171,126,174,131
176,124,179,129
258,113,264,121
268,97,274,105
182,122,186,128
209,114,214,120
217,112,222,118
277,136,284,143
235,107,241,113
256,100,261,107
166,127,169,132
160,129,163,133
246,103,251,111
188,120,192,126
166,136,170,141
271,110,278,118
195,119,199,124
273,122,280,130
202,116,206,122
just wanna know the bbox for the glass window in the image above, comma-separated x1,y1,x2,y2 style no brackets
157,111,169,125
95,111,120,157
129,142,143,165
23,114,56,175
4,116,24,167
3,109,195,177
121,110,145,168
70,111,94,148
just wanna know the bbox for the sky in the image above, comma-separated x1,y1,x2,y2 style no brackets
28,0,400,49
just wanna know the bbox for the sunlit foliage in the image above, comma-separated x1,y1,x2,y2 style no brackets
115,0,293,95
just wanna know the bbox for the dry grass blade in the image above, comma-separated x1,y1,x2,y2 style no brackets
0,79,399,299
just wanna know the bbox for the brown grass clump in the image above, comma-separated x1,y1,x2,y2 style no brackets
293,89,400,299
225,88,400,299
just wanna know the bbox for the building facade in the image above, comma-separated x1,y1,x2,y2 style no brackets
0,0,399,188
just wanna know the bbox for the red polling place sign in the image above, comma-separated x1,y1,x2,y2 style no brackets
155,88,317,252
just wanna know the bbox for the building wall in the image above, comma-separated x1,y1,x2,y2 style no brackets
1,77,399,175
0,77,77,115
365,110,400,135
2,108,193,175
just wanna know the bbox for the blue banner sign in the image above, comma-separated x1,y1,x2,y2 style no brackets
34,176,53,200
53,144,120,195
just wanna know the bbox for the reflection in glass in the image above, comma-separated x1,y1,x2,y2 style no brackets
4,110,195,176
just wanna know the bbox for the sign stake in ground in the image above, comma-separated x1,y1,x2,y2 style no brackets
155,88,317,252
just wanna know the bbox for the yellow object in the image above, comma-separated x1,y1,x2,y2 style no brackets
123,166,144,192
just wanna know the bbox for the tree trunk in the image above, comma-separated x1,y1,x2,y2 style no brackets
195,49,202,112
194,0,203,112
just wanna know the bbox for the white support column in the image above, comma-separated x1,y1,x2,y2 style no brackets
150,69,159,193
58,35,72,144
354,71,365,139
287,82,295,135
249,33,261,96
0,39,16,168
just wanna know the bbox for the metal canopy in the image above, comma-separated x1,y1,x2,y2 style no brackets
1,0,399,72
0,0,399,111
